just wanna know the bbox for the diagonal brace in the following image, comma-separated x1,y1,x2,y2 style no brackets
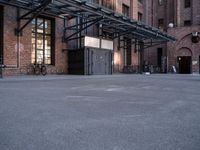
15,0,52,36
64,17,104,41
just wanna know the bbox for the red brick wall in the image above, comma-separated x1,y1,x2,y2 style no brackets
168,26,200,73
143,0,200,73
2,5,68,76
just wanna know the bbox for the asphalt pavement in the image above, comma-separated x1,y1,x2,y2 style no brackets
0,74,200,150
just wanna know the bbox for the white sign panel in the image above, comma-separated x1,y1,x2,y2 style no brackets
101,39,113,50
84,36,100,48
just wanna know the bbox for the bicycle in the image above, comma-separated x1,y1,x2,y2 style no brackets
33,63,47,76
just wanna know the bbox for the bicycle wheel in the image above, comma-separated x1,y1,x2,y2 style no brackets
34,66,40,75
41,66,47,76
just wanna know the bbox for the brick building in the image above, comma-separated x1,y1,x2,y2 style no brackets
141,0,200,74
0,4,67,76
0,0,174,76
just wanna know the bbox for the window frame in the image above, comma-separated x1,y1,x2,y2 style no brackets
122,4,130,17
138,12,143,21
31,16,55,65
158,18,164,30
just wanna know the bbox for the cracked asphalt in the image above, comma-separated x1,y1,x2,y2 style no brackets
0,74,200,150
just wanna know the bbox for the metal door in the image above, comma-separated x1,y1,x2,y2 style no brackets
89,49,112,75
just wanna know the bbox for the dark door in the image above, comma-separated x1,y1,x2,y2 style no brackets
0,6,3,64
157,48,163,68
178,56,191,74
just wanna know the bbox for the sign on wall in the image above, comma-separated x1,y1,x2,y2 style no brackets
84,36,100,48
101,39,113,50
84,36,113,50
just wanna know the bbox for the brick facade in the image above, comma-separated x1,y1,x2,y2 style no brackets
1,5,68,76
143,0,200,73
2,1,197,76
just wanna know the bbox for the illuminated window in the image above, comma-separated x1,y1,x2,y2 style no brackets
31,17,55,65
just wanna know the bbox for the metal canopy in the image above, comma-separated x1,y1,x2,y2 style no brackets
0,0,176,43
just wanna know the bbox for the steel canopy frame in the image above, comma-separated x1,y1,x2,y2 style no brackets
0,0,175,43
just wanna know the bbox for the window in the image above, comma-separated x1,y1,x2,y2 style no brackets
158,0,164,5
31,17,55,65
102,0,113,10
122,4,130,17
138,12,143,21
0,6,3,64
138,0,143,4
185,0,191,8
184,20,191,26
158,19,164,30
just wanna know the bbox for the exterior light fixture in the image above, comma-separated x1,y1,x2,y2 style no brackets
191,32,199,43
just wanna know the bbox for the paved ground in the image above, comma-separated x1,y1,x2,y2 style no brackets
0,74,200,150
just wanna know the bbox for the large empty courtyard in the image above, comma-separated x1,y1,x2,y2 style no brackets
0,74,200,150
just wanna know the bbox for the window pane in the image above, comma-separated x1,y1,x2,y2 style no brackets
37,34,43,49
31,33,36,64
36,34,44,64
45,19,51,34
32,19,36,33
36,50,44,64
45,50,51,64
37,18,44,33
45,36,51,64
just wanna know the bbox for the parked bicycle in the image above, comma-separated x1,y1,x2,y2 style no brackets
33,63,47,76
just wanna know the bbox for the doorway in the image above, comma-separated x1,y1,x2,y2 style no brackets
177,56,191,74
90,49,112,75
0,6,3,64
157,48,163,68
